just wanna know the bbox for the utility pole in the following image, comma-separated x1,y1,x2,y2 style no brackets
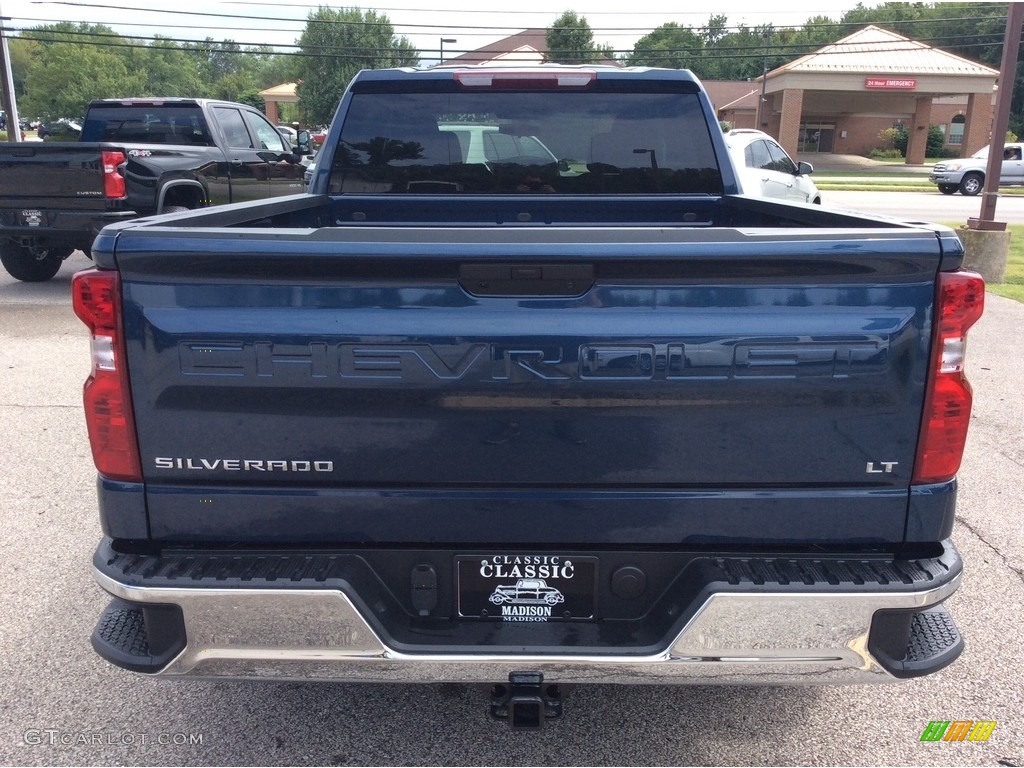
439,37,456,66
970,2,1024,229
755,28,771,130
960,3,1023,284
0,12,22,142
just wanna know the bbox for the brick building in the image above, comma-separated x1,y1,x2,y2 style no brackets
443,29,548,65
711,26,999,163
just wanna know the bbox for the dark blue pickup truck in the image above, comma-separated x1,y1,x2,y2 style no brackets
74,66,983,728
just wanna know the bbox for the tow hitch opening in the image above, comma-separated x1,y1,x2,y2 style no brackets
490,672,563,729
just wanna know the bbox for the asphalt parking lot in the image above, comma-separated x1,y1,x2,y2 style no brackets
0,250,1021,766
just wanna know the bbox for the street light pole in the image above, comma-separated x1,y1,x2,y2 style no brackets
0,15,22,142
755,28,770,130
440,37,456,65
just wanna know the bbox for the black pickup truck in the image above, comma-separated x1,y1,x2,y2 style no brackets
0,98,311,281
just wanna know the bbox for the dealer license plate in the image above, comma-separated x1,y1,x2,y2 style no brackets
456,555,597,622
21,209,43,227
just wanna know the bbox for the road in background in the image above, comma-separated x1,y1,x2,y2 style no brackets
0,254,1022,766
824,189,1024,225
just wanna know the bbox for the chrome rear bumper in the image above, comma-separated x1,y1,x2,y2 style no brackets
93,566,961,685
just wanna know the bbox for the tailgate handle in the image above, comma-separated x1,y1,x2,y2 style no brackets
459,263,594,297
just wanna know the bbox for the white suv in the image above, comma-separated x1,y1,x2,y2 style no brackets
723,129,821,204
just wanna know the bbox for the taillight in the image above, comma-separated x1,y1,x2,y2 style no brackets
72,269,141,482
102,150,127,199
913,270,985,484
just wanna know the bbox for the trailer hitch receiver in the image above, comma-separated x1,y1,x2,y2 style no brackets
490,672,563,729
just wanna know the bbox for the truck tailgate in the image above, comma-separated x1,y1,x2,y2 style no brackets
0,142,112,207
111,224,943,546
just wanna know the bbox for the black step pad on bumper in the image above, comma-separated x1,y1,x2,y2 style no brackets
91,599,186,674
95,540,961,593
869,604,963,678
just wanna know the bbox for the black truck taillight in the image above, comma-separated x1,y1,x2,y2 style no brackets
72,269,141,482
102,150,127,199
913,270,985,484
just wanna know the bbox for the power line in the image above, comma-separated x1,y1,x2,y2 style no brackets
3,27,1008,63
27,0,1014,35
7,28,406,53
31,1,660,33
216,0,878,14
7,1,1012,64
8,13,1011,44
1,32,418,59
8,15,532,38
8,15,1009,53
42,0,1016,18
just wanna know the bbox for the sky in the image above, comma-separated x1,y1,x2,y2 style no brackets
0,0,868,58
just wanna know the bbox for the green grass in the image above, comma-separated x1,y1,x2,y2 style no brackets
812,170,930,179
816,183,937,192
809,168,1024,193
988,224,1024,302
814,176,1024,194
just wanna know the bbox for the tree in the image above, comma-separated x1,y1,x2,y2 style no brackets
255,54,300,91
626,23,703,69
839,1,930,38
195,39,246,82
210,71,258,102
177,38,275,101
294,7,418,126
19,25,145,120
701,15,729,49
684,23,773,81
546,11,598,64
595,43,618,64
771,16,844,65
7,38,39,97
135,38,206,97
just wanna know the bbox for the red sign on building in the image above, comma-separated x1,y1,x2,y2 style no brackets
865,77,918,90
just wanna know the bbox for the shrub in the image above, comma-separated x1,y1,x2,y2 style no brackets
868,147,904,159
877,124,948,157
926,125,946,157
878,125,908,156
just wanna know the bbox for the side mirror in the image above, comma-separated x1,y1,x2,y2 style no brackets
796,161,814,176
294,130,312,156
